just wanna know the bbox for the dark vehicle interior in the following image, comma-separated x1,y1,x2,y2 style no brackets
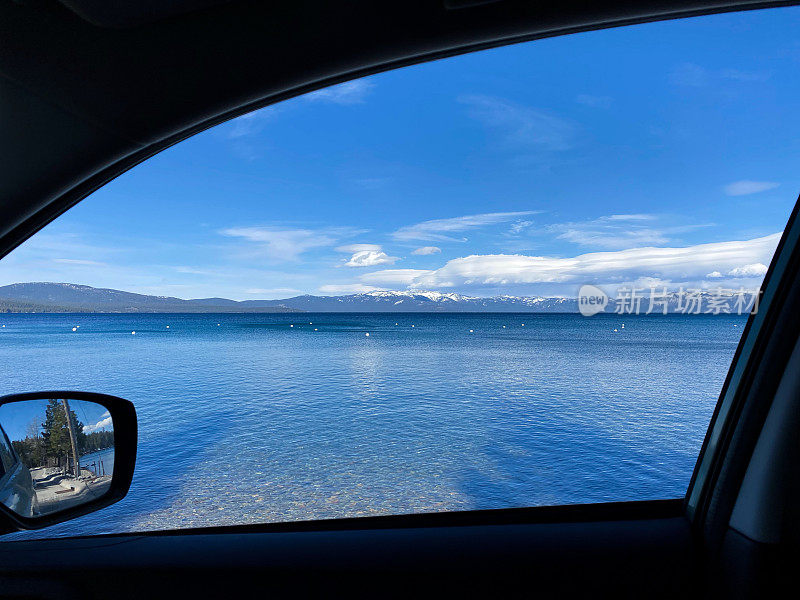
1,0,799,597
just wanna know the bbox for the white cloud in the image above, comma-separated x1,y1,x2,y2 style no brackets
318,283,383,294
509,220,534,235
546,214,707,249
220,226,350,261
724,180,780,196
306,80,375,105
225,106,279,139
576,94,613,109
352,177,391,189
707,263,769,281
459,94,576,151
244,288,303,296
365,233,780,289
393,211,538,242
631,276,672,289
53,258,106,266
335,243,399,268
84,416,113,434
720,69,771,82
228,114,261,138
605,214,656,221
8,232,120,261
728,263,769,277
670,64,771,88
669,63,709,87
173,266,221,276
336,243,382,253
412,246,442,255
360,269,432,287
344,250,399,268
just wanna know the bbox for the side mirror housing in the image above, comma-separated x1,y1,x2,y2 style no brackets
0,391,136,532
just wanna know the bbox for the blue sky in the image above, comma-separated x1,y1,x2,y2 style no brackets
1,7,798,299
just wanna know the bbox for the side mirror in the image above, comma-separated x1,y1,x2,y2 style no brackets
0,391,136,532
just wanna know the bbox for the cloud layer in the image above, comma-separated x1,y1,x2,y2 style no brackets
306,80,375,105
546,214,712,249
221,226,361,261
318,283,382,294
84,413,113,434
393,211,538,242
724,180,780,196
459,95,576,151
359,233,781,290
412,246,441,255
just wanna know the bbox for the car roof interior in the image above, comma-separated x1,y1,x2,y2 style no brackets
1,0,799,597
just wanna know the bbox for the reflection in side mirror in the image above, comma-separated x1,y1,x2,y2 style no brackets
0,392,135,531
0,398,114,518
0,398,114,517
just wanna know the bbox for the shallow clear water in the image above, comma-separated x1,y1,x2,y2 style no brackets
0,312,744,538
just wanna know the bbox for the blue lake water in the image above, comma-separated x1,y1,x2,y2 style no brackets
81,448,114,477
0,312,745,538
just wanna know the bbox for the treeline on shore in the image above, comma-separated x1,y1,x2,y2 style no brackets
12,430,114,467
0,299,301,313
0,299,81,313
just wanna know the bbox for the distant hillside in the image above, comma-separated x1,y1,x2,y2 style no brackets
0,282,755,314
0,283,300,313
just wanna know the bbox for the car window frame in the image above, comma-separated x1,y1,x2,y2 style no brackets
0,1,798,539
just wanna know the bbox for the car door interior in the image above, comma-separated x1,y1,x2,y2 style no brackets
1,1,799,598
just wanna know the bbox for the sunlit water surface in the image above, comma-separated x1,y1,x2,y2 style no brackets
0,312,744,538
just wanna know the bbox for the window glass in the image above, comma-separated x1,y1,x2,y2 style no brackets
0,7,798,537
0,430,17,474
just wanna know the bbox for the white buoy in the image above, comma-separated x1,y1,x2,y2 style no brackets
502,325,506,328
521,323,525,327
314,328,318,331
395,323,398,326
290,324,294,328
411,324,415,328
469,329,474,333
132,331,136,335
76,325,80,328
365,332,370,337
621,323,625,329
217,323,220,326
166,325,169,328
614,328,618,332
309,322,312,325
72,327,77,332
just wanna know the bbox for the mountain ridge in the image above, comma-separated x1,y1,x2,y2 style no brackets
0,282,575,313
0,282,754,314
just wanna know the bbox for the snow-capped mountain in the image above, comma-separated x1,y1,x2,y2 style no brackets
265,290,579,312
